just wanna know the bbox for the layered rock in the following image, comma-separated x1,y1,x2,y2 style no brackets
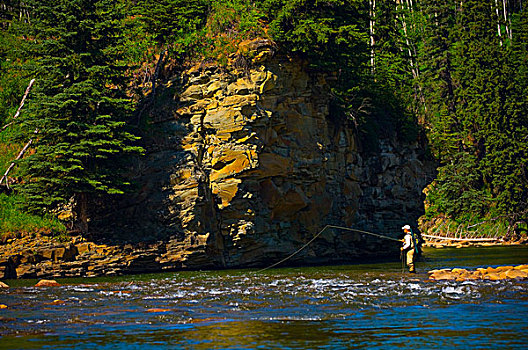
0,234,166,279
428,265,528,281
118,39,435,269
0,39,435,278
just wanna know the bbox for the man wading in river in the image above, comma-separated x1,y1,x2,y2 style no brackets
400,225,417,273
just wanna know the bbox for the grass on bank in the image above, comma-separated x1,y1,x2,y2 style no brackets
0,193,66,237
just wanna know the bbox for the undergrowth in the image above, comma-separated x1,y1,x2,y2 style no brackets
0,193,66,237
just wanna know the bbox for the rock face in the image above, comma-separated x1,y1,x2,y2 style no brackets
0,39,435,278
117,39,435,269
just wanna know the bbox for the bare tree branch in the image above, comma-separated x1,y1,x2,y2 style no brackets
0,128,39,187
1,78,35,131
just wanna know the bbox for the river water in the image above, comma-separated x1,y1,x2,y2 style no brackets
1,246,527,349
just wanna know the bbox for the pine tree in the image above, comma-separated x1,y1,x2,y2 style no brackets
417,0,460,160
133,0,208,45
488,6,528,220
17,0,142,231
423,0,528,224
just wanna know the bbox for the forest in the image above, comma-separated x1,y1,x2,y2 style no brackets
1,0,527,239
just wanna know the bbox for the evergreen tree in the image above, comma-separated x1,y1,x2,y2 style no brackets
423,0,528,225
488,7,528,220
418,0,460,159
17,0,142,231
263,0,368,74
133,0,208,45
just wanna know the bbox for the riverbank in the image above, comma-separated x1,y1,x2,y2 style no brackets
0,233,210,280
1,230,526,280
423,238,528,249
0,230,397,279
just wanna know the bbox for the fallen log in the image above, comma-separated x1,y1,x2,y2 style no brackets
422,234,499,242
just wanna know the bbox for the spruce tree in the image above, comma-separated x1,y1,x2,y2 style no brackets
17,0,142,231
133,0,208,45
489,7,528,221
424,0,528,224
417,0,460,160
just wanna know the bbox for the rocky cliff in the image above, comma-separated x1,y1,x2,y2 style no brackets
118,39,435,269
0,39,435,278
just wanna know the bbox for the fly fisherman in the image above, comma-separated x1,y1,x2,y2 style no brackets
400,225,416,273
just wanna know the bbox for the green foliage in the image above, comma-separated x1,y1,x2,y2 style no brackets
426,153,491,219
1,0,526,236
130,0,268,65
0,193,66,235
0,16,33,185
207,0,265,37
134,0,208,45
263,0,368,71
15,0,143,220
418,0,528,227
197,0,268,63
0,18,30,125
259,0,419,149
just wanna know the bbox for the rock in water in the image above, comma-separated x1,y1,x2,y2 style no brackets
35,279,61,287
505,269,528,279
428,264,528,281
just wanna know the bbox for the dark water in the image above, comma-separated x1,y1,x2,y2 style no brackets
1,246,527,349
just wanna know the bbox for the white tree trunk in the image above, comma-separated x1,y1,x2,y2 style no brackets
502,0,511,39
369,0,376,74
494,0,503,46
0,129,39,187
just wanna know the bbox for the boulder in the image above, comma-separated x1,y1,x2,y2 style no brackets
485,272,503,281
429,269,457,280
146,308,172,313
35,279,61,287
0,281,9,288
505,269,528,279
428,264,528,282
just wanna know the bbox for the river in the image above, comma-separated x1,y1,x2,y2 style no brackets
1,246,527,349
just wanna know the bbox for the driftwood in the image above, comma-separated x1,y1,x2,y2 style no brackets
1,79,35,131
0,128,38,187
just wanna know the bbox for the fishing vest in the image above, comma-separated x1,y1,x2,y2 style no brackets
406,233,415,248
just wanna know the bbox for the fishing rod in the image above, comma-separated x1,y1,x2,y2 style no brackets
256,224,401,273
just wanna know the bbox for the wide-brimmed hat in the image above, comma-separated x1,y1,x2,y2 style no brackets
401,224,411,230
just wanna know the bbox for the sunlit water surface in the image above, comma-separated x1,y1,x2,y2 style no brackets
1,246,527,349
